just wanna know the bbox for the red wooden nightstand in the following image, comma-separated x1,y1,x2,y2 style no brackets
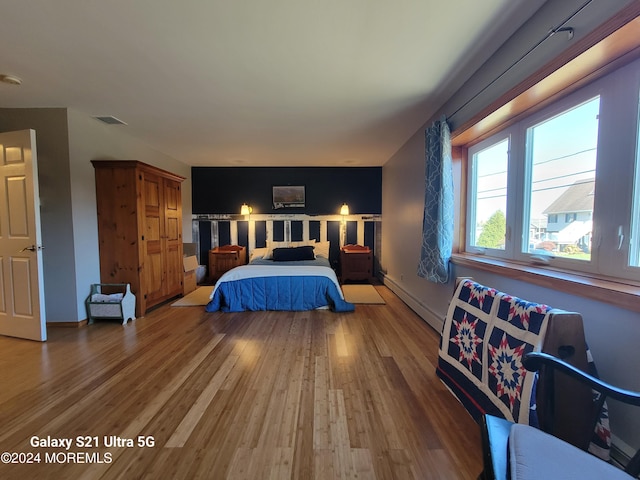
208,245,246,282
340,245,373,283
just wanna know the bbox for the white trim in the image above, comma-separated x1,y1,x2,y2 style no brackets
266,220,273,242
303,220,309,243
211,221,218,248
247,220,255,251
320,221,328,243
230,220,238,246
357,220,365,245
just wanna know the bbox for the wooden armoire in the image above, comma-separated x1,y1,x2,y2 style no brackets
92,160,185,317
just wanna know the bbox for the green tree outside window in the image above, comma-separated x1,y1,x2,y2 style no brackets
477,210,506,249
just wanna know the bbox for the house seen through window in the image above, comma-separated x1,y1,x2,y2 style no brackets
524,96,599,261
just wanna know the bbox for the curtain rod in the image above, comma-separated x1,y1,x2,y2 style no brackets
446,0,594,122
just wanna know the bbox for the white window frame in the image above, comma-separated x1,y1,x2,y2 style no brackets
465,56,640,282
466,130,515,259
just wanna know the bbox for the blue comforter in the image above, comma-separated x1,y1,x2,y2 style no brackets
205,275,354,312
204,260,355,312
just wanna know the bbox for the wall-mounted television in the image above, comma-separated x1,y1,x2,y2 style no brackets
272,185,305,209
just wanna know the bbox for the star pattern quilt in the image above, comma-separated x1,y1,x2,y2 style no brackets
437,279,612,460
437,279,552,425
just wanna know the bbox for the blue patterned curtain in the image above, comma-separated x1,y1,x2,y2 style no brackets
417,116,453,283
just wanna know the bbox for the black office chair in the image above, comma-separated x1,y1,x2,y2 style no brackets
480,351,640,479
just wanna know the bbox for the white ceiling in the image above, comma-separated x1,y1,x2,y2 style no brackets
0,1,546,166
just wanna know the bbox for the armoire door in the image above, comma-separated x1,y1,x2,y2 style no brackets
162,178,183,298
143,171,165,308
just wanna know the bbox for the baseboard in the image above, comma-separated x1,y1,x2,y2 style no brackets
47,319,88,328
610,434,635,470
381,273,444,332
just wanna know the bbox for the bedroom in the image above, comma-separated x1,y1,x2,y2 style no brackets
1,0,640,478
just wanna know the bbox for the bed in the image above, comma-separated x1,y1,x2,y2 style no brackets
205,242,355,313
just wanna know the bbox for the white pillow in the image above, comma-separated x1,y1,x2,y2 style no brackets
249,247,269,262
314,241,330,259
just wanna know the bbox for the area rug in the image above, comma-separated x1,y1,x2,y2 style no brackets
171,286,212,306
342,284,385,304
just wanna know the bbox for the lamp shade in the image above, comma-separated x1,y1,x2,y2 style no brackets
340,203,349,216
241,204,252,215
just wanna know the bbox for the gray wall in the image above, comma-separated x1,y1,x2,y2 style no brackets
67,109,192,320
381,0,639,457
0,107,192,323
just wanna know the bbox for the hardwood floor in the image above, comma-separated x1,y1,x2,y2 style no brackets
0,286,482,479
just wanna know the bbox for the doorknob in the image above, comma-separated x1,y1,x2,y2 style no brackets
20,245,44,252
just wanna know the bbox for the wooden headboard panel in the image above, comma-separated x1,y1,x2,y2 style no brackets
192,213,381,270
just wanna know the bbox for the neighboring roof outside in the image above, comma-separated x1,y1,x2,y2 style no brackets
543,179,595,215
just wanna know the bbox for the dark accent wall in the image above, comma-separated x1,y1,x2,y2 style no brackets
192,167,382,214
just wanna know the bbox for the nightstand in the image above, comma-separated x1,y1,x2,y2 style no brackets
340,245,373,283
208,245,246,282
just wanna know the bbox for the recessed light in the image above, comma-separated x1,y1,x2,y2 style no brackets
0,74,22,85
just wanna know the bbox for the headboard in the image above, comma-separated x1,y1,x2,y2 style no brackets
192,213,381,270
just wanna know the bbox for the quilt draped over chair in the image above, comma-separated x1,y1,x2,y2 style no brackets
437,279,611,459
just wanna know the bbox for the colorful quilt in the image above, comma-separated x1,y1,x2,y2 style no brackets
437,279,552,425
437,279,611,460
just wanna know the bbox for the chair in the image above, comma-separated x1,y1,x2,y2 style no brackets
480,351,640,479
438,279,596,449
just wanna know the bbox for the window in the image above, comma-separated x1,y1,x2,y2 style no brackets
468,137,509,252
629,87,640,268
465,57,640,281
523,97,599,262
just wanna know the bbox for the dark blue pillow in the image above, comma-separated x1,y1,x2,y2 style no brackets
272,246,315,261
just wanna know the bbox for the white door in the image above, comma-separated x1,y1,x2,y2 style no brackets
0,130,46,341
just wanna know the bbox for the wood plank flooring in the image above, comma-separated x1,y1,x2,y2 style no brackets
0,285,482,479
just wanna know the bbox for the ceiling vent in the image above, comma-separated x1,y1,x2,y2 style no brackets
93,115,127,125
